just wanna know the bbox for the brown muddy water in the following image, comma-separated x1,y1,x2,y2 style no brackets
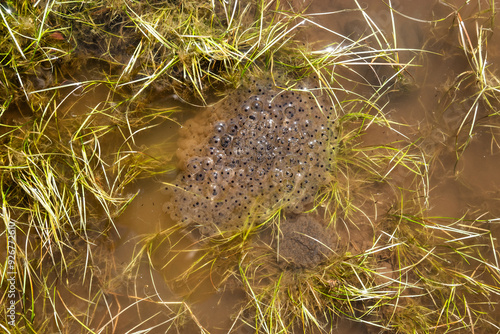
6,0,500,333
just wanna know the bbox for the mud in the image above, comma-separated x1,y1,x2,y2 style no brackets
276,213,340,269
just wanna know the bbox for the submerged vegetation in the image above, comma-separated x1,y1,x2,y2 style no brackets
0,0,499,333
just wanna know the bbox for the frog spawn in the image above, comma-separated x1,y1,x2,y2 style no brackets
164,80,336,235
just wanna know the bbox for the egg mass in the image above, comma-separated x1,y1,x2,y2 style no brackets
164,79,337,235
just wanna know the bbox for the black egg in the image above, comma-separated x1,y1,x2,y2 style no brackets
251,99,263,111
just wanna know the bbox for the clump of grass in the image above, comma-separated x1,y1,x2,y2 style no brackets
227,211,500,333
319,106,429,227
0,1,73,103
433,2,500,159
0,79,177,332
33,0,312,105
381,213,500,332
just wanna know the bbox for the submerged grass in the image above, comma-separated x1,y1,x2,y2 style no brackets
1,0,499,333
434,1,500,160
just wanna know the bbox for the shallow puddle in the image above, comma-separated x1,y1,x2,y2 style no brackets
3,0,500,333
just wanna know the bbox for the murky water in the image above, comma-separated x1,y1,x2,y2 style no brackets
5,0,500,333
